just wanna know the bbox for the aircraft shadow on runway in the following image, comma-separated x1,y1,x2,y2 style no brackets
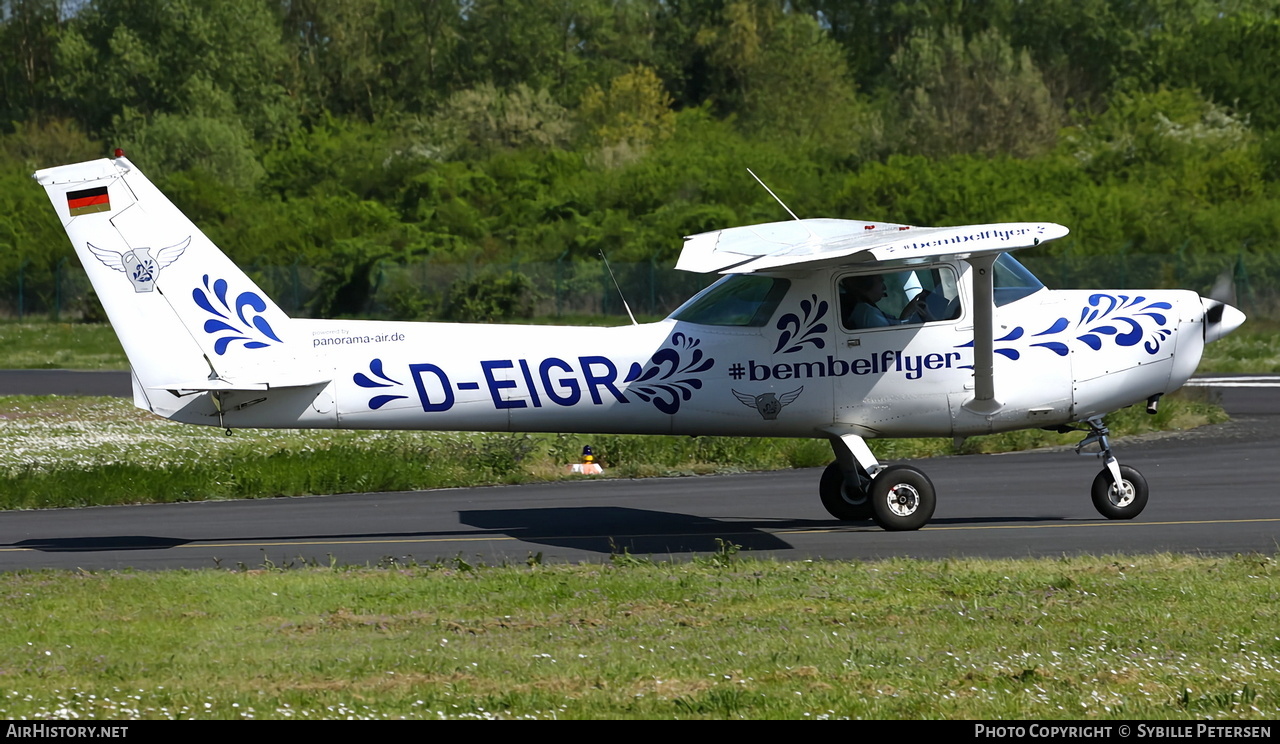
9,508,804,555
10,535,192,552
458,506,802,554
7,508,1077,555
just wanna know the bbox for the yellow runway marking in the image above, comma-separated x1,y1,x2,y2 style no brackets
929,517,1280,531
784,517,1280,535
192,536,519,549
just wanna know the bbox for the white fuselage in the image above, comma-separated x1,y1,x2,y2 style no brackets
157,261,1209,441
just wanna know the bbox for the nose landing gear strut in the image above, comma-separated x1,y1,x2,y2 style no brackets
1076,417,1149,520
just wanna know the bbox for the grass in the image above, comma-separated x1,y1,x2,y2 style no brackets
0,322,127,370
1199,318,1280,374
0,553,1276,720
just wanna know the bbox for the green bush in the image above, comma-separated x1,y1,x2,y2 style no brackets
441,271,536,322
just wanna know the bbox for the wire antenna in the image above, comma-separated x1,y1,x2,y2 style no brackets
748,168,800,221
599,250,639,326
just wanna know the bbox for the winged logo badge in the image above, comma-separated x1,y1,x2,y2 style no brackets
86,237,191,292
732,387,804,420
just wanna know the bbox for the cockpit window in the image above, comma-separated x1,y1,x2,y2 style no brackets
993,253,1046,307
669,275,791,327
839,266,961,330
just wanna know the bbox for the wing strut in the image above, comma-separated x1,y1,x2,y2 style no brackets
963,254,1001,415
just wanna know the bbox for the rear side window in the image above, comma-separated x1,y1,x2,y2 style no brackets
670,275,791,327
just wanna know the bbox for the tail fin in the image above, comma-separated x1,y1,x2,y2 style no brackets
34,156,311,416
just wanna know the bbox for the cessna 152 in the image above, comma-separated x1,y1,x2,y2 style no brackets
34,155,1246,531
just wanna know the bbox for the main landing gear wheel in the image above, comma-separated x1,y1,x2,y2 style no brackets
869,465,936,531
819,461,872,520
1091,464,1148,520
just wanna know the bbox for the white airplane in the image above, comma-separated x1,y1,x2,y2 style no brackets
34,155,1246,531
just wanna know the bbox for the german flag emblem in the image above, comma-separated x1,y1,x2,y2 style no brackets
67,186,111,216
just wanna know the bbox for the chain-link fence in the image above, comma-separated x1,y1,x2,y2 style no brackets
1,250,1274,322
1025,246,1273,317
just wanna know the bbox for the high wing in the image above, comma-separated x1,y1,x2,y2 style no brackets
675,218,1069,274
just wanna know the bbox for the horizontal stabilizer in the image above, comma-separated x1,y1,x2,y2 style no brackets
150,378,330,396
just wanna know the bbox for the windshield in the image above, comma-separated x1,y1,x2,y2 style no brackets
669,275,791,327
993,254,1045,307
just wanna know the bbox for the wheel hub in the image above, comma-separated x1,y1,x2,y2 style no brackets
886,483,920,517
1108,480,1136,508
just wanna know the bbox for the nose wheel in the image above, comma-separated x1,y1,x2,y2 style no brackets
1077,417,1149,520
1091,464,1148,519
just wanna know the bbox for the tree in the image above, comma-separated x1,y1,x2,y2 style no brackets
0,0,65,125
376,0,464,113
118,113,266,192
890,25,1062,159
687,2,881,160
282,0,388,122
579,65,676,166
55,0,296,142
1153,13,1280,131
426,83,574,159
736,12,881,160
450,0,598,103
1063,88,1255,176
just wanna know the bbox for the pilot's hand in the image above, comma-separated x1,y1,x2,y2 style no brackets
900,290,929,321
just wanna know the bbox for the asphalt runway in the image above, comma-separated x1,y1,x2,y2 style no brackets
2,372,1278,570
0,369,131,397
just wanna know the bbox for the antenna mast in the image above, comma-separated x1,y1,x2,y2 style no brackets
748,168,800,221
599,251,639,326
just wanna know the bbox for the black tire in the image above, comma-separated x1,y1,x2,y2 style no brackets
819,461,872,520
1091,464,1148,520
869,465,936,531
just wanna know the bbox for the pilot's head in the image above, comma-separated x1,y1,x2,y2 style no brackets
851,274,887,302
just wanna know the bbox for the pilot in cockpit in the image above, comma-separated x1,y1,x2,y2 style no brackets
843,273,927,329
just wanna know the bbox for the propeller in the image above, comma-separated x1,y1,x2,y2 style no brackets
1208,268,1237,307
1202,264,1246,344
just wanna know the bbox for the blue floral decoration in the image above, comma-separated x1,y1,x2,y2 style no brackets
131,258,156,285
193,275,282,355
956,293,1173,363
623,332,716,414
1075,294,1173,355
774,295,828,354
354,358,407,410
